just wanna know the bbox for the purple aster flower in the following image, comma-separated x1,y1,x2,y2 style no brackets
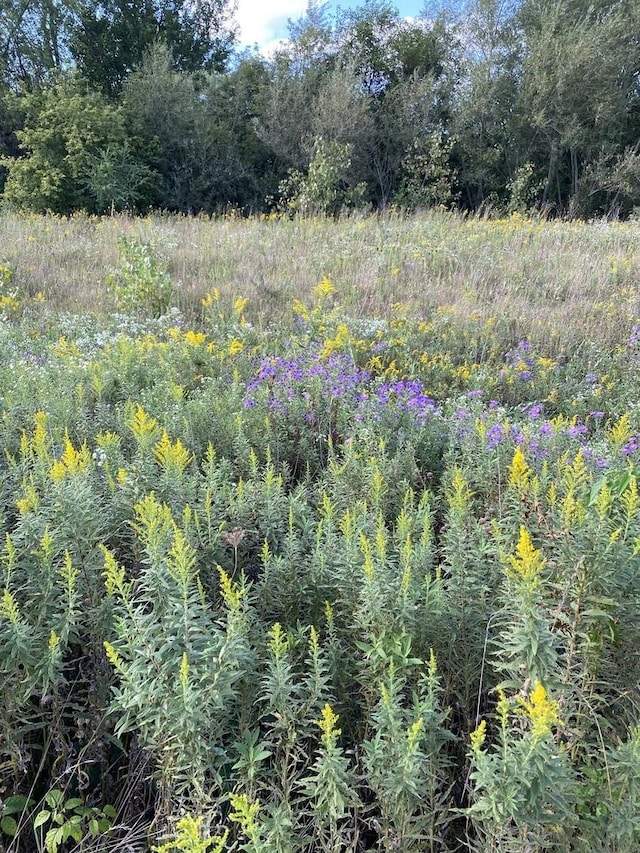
527,404,543,420
621,436,639,456
486,423,505,449
567,422,588,439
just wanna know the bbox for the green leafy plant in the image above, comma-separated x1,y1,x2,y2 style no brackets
106,236,174,316
33,789,115,853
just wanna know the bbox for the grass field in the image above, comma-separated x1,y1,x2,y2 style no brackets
1,211,639,852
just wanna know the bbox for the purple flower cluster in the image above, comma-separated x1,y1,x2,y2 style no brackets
363,380,438,423
629,324,640,347
503,340,535,381
243,351,439,428
621,435,640,457
244,351,369,413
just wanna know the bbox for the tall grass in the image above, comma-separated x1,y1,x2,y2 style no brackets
1,210,639,352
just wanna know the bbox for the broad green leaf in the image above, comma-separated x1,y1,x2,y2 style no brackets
33,810,51,829
1,816,18,836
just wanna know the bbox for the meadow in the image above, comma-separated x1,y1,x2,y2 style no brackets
0,210,639,853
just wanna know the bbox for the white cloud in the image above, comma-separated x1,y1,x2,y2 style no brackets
235,0,308,51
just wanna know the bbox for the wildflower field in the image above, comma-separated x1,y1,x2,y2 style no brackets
1,211,640,852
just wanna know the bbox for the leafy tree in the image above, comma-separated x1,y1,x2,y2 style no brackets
259,1,459,210
123,44,275,212
279,135,367,216
0,0,77,89
71,0,236,96
1,74,140,212
450,0,523,210
516,0,640,215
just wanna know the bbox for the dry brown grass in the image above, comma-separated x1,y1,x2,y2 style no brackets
1,210,639,352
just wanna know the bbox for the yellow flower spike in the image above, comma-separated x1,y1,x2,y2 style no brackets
316,703,341,745
233,296,248,316
32,411,50,461
103,640,123,671
407,717,424,752
340,508,355,541
48,630,60,653
470,719,486,754
324,600,334,631
268,622,288,661
506,526,546,588
607,413,632,449
359,532,374,581
400,565,412,596
3,534,17,573
447,468,472,513
153,816,228,853
313,276,336,300
16,482,40,515
517,682,562,742
1,588,20,626
201,287,220,308
228,338,244,356
217,565,244,613
228,794,260,843
321,322,350,358
101,545,126,596
184,329,206,346
153,430,192,475
128,404,160,448
427,648,438,680
594,479,612,519
180,651,189,694
292,298,310,322
508,446,531,490
309,625,320,656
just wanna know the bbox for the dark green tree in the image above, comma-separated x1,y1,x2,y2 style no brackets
1,73,144,212
123,44,275,212
517,0,640,215
71,0,236,96
0,0,78,89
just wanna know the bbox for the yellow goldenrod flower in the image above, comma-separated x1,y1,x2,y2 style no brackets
201,288,220,308
470,719,486,753
103,640,123,670
316,703,341,743
506,526,545,588
1,589,20,626
313,276,336,299
508,446,531,490
180,651,189,693
128,404,160,447
153,430,192,475
517,681,562,742
184,329,206,346
217,565,244,612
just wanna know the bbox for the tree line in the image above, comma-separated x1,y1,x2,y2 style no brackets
0,0,638,218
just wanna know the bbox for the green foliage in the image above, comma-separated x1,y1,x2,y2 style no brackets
33,789,116,853
2,225,640,850
1,75,129,214
280,136,367,217
71,0,235,97
395,131,456,210
153,815,228,853
106,236,175,316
